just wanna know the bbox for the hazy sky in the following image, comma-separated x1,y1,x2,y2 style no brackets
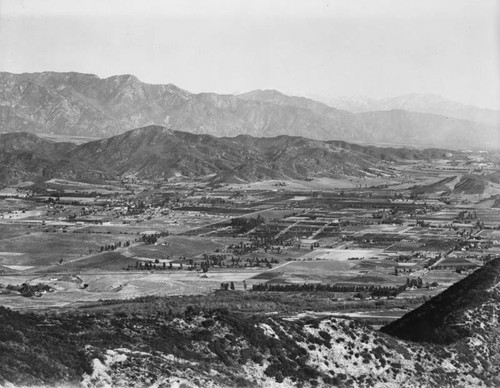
0,0,498,109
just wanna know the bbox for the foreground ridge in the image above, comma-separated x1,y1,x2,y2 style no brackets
0,260,499,387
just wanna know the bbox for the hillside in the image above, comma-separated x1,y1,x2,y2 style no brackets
70,126,396,182
0,72,497,149
409,173,500,197
382,258,500,344
0,127,456,187
453,174,490,195
1,259,499,387
0,132,75,155
0,132,108,186
411,176,457,195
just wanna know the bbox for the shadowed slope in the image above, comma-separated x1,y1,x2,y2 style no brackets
381,258,500,344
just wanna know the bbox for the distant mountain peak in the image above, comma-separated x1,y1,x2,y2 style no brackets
319,92,500,126
239,89,287,98
125,125,174,136
105,74,141,84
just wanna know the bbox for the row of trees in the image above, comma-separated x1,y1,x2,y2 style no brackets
127,261,185,271
126,255,280,272
251,282,407,297
99,240,131,252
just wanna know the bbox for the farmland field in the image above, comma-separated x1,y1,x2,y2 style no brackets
130,236,234,258
0,232,132,266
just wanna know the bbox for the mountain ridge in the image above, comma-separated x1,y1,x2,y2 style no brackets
1,71,498,149
317,92,500,126
0,127,453,187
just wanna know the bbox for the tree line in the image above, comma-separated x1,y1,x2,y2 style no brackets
251,282,407,297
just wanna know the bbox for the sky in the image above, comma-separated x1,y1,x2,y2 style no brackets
0,0,499,109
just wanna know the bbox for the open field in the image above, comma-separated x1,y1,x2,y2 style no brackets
0,232,133,267
129,236,234,258
225,176,402,191
0,271,262,310
263,259,404,287
298,248,383,261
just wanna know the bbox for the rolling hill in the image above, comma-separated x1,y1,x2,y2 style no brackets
0,127,454,187
0,72,498,149
410,173,500,197
71,126,389,181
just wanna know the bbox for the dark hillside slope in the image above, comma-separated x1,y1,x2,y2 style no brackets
324,141,451,161
71,126,455,183
0,132,108,186
381,258,500,344
71,126,374,181
453,174,489,195
0,132,76,155
487,171,500,184
0,127,459,187
412,176,456,195
70,126,252,179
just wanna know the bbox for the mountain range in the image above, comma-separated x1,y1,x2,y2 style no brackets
0,127,452,188
314,93,500,126
0,72,498,149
